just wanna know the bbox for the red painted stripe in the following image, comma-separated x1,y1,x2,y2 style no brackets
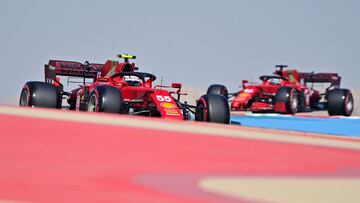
0,110,360,202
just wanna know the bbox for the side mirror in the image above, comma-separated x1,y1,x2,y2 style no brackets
172,82,182,89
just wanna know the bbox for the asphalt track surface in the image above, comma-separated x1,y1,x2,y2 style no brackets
0,106,360,203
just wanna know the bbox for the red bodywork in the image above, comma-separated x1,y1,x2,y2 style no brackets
231,67,341,113
45,59,185,120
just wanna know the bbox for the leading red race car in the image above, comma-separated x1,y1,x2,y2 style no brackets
207,65,354,116
20,54,230,124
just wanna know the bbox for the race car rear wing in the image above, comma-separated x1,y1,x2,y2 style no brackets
45,60,103,86
44,60,103,92
299,72,341,89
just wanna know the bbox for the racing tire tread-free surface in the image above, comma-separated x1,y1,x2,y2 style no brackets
87,85,123,113
19,81,60,108
206,84,229,99
327,88,354,116
195,94,230,124
298,90,307,112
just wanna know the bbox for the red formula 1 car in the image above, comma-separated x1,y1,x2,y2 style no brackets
20,54,229,124
207,65,354,116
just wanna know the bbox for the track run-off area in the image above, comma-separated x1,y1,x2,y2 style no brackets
0,106,360,203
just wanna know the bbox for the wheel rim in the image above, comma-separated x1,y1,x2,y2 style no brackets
291,92,298,113
87,95,97,112
20,89,29,106
346,94,354,114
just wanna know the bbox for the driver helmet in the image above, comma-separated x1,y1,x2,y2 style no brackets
123,75,142,86
269,78,282,85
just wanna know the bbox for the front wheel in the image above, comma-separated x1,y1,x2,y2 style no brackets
275,87,299,114
327,89,354,116
195,94,230,124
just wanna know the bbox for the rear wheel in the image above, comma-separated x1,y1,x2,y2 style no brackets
327,89,354,116
207,84,228,98
19,81,61,108
195,94,230,124
275,87,299,114
87,85,123,113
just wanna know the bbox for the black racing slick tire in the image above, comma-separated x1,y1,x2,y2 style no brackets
206,84,228,99
87,85,122,113
19,81,60,108
195,94,230,124
298,90,307,112
275,87,299,114
327,89,354,116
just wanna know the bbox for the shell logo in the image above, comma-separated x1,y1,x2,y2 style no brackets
239,93,250,97
161,102,176,109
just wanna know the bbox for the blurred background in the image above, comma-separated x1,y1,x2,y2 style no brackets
0,0,359,114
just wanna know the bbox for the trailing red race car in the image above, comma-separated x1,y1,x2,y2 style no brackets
207,65,354,116
20,54,230,124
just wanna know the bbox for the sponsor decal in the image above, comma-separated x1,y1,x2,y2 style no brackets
164,109,180,116
56,62,97,77
156,95,172,102
161,102,176,109
244,89,254,93
76,94,81,110
239,93,250,97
